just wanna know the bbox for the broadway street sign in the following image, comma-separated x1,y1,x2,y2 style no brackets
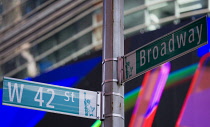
2,77,101,119
124,16,208,82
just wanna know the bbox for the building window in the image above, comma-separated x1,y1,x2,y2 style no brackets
124,10,145,30
1,55,27,74
148,1,175,19
124,0,144,11
22,0,49,15
13,68,27,79
178,0,208,13
37,53,56,72
55,32,92,64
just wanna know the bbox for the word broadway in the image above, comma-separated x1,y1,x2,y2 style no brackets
136,16,207,74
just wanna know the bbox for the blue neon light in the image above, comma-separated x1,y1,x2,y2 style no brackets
0,56,102,127
197,17,210,57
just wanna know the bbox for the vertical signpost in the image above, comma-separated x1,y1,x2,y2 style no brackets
102,0,124,127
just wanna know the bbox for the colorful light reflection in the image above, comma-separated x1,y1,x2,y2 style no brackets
92,62,198,127
129,62,170,127
176,52,210,127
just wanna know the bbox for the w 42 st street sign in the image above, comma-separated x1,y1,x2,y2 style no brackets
124,16,208,82
2,77,101,119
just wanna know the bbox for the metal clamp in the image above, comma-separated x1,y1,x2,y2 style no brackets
117,57,124,85
101,92,105,120
96,91,101,120
104,113,124,120
101,79,118,86
104,92,124,98
102,58,118,64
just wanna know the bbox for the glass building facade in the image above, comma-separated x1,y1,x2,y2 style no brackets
0,0,209,81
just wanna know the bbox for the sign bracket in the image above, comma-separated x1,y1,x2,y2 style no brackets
118,56,124,85
101,92,105,120
96,91,102,120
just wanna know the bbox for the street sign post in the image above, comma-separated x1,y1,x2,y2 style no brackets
102,0,124,126
124,16,208,82
2,77,101,119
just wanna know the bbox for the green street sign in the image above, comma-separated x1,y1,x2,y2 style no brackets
2,77,101,119
124,16,208,82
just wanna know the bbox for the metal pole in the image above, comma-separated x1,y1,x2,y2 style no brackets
102,0,124,127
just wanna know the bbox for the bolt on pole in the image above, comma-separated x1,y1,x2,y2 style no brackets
102,0,124,127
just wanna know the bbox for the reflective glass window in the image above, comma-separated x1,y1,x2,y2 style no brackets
178,0,208,13
148,1,175,19
124,0,144,11
37,53,57,72
124,10,145,30
13,68,27,79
